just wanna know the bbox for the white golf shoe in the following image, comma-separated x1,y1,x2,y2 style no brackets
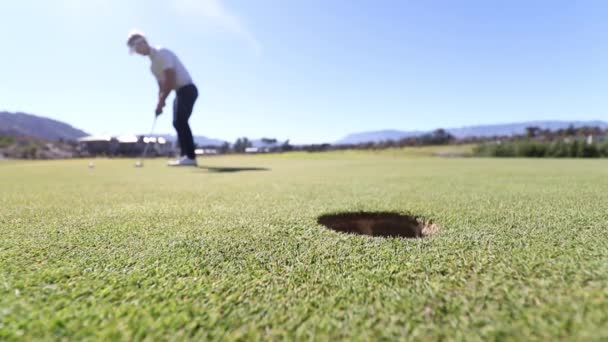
168,156,198,167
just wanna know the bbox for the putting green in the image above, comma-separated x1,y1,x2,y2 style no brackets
1,152,607,340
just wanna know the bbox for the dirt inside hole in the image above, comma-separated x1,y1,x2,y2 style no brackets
318,212,439,239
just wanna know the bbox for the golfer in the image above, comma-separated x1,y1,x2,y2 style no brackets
127,31,198,166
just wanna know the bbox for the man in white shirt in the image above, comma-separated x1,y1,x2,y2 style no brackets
127,32,199,166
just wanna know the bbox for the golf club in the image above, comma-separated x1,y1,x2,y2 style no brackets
135,116,158,168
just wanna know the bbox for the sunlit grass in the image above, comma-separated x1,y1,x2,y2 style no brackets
1,154,607,340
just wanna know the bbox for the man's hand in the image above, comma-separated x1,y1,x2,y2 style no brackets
155,100,165,116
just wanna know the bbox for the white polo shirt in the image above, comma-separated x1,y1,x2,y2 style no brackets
149,47,193,89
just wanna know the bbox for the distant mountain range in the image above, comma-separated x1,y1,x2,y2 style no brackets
336,130,424,145
0,112,228,146
0,112,88,141
336,120,608,145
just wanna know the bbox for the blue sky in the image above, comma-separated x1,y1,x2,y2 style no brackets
1,0,607,144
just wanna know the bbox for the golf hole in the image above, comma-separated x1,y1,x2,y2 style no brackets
318,212,439,239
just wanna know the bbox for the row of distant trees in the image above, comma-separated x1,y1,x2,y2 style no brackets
200,137,294,154
286,125,608,156
475,139,608,158
223,126,608,154
0,134,15,148
474,125,608,158
523,125,605,139
219,129,455,154
0,133,78,159
5,124,608,159
295,129,456,153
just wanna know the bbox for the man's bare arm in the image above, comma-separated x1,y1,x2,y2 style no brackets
156,68,177,115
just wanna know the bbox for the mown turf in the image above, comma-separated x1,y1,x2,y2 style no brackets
1,152,607,340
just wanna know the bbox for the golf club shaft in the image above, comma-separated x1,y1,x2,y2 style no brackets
141,117,158,159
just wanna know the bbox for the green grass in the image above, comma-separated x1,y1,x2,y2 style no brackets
1,153,607,340
273,144,475,159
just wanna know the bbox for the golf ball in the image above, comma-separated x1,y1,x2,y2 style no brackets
88,162,95,168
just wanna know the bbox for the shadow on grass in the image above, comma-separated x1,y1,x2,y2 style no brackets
198,166,270,173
